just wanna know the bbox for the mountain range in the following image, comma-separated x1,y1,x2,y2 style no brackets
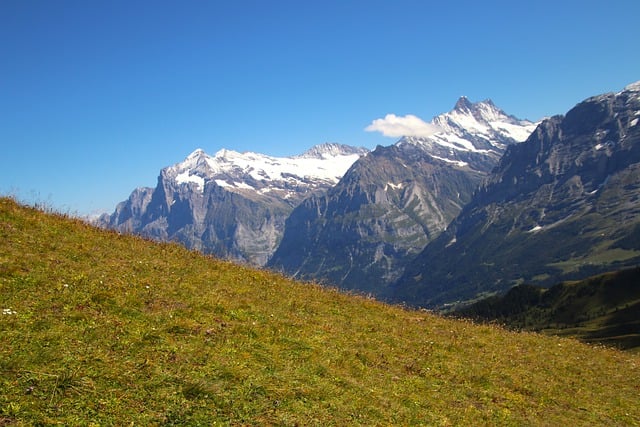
99,98,536,290
268,98,537,294
99,81,640,309
97,143,367,265
393,81,640,307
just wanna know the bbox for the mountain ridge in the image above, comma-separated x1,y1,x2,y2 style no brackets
97,143,368,265
165,142,369,203
397,97,537,172
394,81,640,307
268,98,537,296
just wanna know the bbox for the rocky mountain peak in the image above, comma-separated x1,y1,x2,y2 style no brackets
297,143,369,159
268,96,536,296
97,143,368,266
396,98,538,173
188,147,207,157
454,96,474,112
394,81,640,307
453,96,500,118
181,148,211,168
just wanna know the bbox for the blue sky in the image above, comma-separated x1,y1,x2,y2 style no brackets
1,0,639,215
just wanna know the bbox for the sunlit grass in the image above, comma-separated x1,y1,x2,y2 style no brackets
1,197,639,425
548,239,640,274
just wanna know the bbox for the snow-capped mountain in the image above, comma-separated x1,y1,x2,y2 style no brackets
394,81,640,307
97,143,368,266
98,96,537,288
268,98,538,296
165,143,368,205
398,97,538,172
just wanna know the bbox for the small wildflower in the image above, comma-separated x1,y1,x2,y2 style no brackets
2,308,17,315
145,285,150,289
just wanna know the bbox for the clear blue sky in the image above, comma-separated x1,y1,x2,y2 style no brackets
1,0,639,215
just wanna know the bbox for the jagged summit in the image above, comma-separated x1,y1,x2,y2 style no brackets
188,147,206,157
453,96,498,115
453,96,474,111
97,143,368,266
268,98,535,295
397,98,538,172
435,98,532,139
165,144,368,197
394,81,640,307
177,148,208,168
297,143,369,159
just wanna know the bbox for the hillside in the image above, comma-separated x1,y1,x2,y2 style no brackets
454,268,640,352
1,197,639,425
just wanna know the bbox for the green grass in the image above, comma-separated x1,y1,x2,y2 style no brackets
1,197,639,425
548,243,640,275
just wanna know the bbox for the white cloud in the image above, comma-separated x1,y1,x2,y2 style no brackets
365,114,442,138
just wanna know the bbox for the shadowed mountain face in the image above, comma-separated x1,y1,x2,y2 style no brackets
268,99,536,295
394,82,640,308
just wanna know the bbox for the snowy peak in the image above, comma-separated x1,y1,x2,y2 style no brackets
174,148,204,168
623,80,640,92
297,143,369,159
170,148,211,172
453,96,475,112
164,144,369,198
439,98,529,138
100,143,367,266
397,98,539,171
453,96,496,116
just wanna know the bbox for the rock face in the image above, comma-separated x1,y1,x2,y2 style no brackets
394,82,640,308
97,143,368,265
268,98,537,296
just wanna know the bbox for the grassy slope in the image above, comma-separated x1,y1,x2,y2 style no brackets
0,197,639,426
455,268,640,352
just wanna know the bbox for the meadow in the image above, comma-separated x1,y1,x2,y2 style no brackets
1,197,638,425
